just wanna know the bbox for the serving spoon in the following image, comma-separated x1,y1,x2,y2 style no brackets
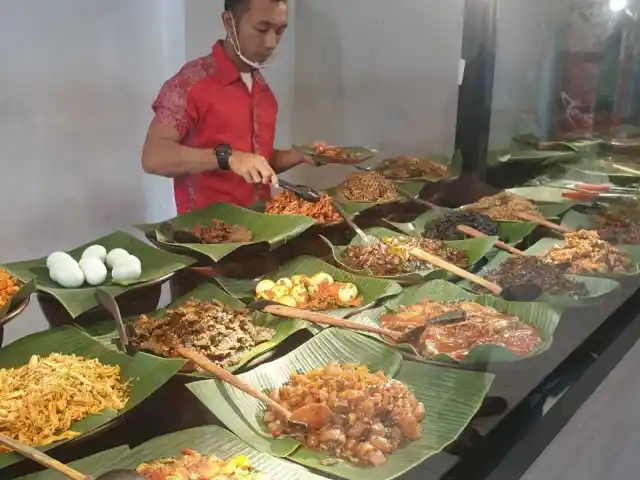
516,212,572,234
456,225,527,257
0,434,142,480
157,221,202,244
248,299,466,344
175,346,332,431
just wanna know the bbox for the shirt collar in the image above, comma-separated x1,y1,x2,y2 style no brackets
212,40,243,86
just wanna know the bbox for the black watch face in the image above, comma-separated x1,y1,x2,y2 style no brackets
216,144,231,158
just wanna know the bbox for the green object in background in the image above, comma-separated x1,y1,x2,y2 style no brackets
187,328,494,480
115,425,325,480
322,226,497,283
3,231,195,319
136,202,317,262
0,326,184,470
214,255,402,318
81,282,309,375
349,280,561,366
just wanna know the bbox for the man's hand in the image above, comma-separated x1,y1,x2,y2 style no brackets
229,152,278,185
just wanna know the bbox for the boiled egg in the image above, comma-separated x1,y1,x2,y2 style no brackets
106,248,130,268
310,272,334,286
277,295,297,308
255,279,276,296
276,277,294,290
270,284,290,299
337,283,359,305
290,284,309,304
112,258,142,283
79,257,108,286
81,245,107,263
53,263,85,288
46,252,74,270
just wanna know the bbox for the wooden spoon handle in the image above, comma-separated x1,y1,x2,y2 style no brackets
409,248,503,295
456,225,527,257
263,304,399,339
517,213,571,233
175,347,292,420
0,434,89,480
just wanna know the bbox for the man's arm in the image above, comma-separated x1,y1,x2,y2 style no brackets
270,149,299,173
141,123,218,177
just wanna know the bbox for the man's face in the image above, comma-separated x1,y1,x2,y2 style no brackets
224,0,288,64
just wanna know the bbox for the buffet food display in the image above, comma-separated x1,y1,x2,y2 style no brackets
1,148,640,480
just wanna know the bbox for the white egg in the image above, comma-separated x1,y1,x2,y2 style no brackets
81,245,107,263
53,263,85,288
106,248,130,268
79,257,108,286
112,260,142,283
116,254,141,271
46,252,73,270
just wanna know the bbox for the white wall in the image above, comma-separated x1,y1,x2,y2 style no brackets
0,0,184,342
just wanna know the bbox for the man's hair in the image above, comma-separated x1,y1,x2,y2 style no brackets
224,0,286,14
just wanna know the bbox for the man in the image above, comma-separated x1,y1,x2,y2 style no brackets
142,0,318,213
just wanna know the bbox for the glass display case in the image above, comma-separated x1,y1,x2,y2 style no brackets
1,1,640,480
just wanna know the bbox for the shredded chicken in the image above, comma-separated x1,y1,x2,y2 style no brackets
0,354,130,450
337,172,400,203
376,156,450,180
263,363,424,467
0,268,20,312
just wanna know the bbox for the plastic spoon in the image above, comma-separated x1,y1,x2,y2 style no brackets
175,346,332,431
456,225,527,257
248,300,466,344
0,434,142,480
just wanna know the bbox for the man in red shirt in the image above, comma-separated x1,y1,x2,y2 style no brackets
142,0,318,213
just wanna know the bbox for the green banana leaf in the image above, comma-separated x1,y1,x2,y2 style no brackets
561,209,594,230
187,328,494,480
0,326,184,470
81,282,308,375
322,226,497,283
17,446,131,480
293,145,378,164
0,278,35,319
348,280,560,366
389,203,572,246
325,181,424,218
507,186,584,204
113,425,324,479
214,255,402,318
135,202,316,262
3,231,195,319
513,237,640,278
463,244,620,310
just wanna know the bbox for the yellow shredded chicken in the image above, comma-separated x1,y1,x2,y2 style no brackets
0,353,130,451
0,268,20,312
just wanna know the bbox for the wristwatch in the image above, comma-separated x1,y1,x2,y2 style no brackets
215,144,232,170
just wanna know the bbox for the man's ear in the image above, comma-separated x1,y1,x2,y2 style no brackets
221,11,233,38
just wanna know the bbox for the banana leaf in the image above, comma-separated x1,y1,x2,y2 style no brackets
2,231,195,319
293,145,378,164
325,181,424,218
511,237,640,279
348,280,560,366
214,255,402,318
507,186,584,204
0,326,184,470
322,226,497,283
135,202,316,262
113,425,325,480
81,282,309,375
187,328,494,480
0,278,35,319
16,446,131,480
462,245,620,310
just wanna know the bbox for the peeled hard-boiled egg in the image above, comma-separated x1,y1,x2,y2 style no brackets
81,245,107,263
46,252,74,270
117,254,141,270
310,272,334,286
256,279,276,296
53,263,85,288
112,259,142,283
79,257,108,286
337,283,359,305
106,248,130,268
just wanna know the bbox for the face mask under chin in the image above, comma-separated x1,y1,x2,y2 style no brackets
229,16,271,70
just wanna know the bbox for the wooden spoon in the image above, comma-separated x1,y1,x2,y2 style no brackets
0,434,142,480
248,300,466,344
406,248,542,301
175,347,332,431
516,212,572,233
456,225,527,257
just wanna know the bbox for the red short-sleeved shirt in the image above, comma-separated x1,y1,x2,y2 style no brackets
152,41,278,213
